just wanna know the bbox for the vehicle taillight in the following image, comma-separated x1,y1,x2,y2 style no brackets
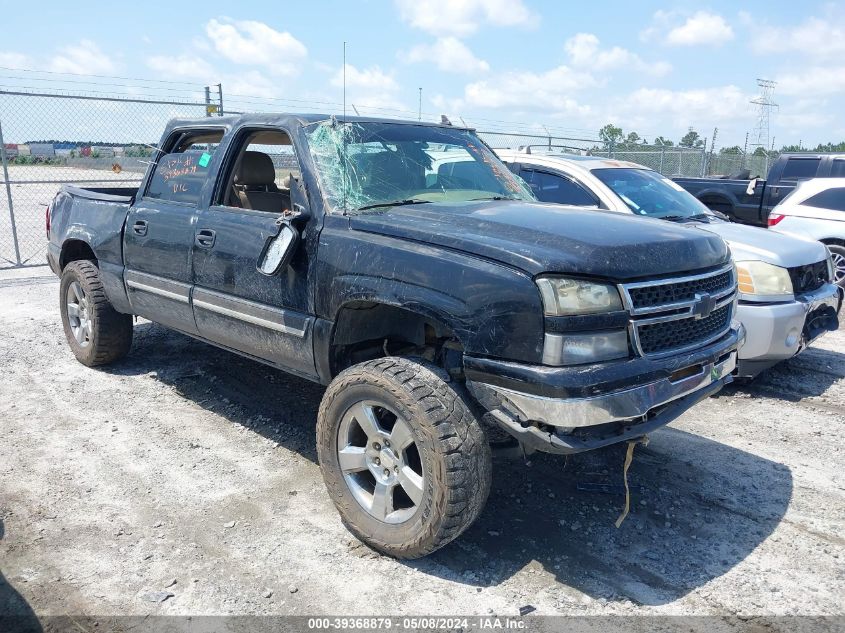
46,204,51,238
767,214,785,227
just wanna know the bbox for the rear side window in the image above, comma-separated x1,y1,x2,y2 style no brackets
146,129,224,205
781,158,821,181
830,160,845,177
804,188,845,212
521,169,598,206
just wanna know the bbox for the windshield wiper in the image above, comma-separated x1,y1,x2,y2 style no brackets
356,199,432,211
659,215,698,223
468,195,518,201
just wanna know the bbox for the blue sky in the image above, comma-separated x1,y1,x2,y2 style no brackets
1,0,844,147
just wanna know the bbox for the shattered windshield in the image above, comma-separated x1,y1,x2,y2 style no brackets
305,119,534,213
592,168,714,219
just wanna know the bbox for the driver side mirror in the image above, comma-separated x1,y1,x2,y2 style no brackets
257,223,300,275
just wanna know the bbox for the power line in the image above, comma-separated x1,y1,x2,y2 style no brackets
0,73,205,95
0,65,206,86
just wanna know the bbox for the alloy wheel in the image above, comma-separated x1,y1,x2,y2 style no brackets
66,281,92,347
831,251,845,285
336,400,425,524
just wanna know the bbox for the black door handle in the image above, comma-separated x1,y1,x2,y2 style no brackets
195,229,216,248
132,220,148,236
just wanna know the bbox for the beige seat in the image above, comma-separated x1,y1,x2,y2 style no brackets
233,151,290,213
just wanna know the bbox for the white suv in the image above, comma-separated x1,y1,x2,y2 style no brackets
768,178,845,287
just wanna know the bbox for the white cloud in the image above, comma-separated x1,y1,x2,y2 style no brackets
48,40,116,74
611,86,750,129
330,64,406,113
750,16,845,61
458,66,596,111
224,70,279,99
401,37,489,74
777,66,845,97
642,10,733,46
564,33,671,76
331,64,398,92
0,52,32,69
666,11,734,46
205,18,307,75
146,54,215,80
395,0,538,37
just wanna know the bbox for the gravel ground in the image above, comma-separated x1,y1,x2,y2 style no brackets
1,267,843,621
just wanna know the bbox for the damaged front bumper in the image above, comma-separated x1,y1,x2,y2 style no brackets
736,283,843,378
465,324,744,455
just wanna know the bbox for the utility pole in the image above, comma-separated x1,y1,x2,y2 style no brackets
0,116,21,265
706,127,718,176
750,79,778,153
418,87,422,121
216,83,223,117
204,86,211,117
741,131,749,169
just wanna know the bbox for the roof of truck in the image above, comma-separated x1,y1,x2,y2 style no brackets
165,113,473,132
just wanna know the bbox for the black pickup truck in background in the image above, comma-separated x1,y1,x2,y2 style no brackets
674,153,845,226
46,114,742,558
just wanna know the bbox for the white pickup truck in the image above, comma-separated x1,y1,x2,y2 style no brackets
497,150,843,378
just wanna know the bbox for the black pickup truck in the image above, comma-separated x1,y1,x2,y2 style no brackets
674,153,845,226
47,114,743,558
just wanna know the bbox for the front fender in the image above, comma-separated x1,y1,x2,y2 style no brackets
316,222,545,363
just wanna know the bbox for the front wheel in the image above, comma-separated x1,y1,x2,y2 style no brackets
317,357,491,558
828,244,845,289
59,260,133,366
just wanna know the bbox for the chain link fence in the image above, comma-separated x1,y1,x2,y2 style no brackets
0,89,783,269
477,131,779,179
0,90,209,268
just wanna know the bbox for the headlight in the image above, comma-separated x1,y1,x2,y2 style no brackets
542,331,629,366
735,260,793,299
536,277,623,316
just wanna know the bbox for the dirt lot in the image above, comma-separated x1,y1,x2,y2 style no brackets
1,267,843,622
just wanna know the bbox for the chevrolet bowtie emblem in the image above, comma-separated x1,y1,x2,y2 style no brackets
692,292,717,319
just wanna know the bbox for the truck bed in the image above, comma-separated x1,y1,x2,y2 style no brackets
673,176,767,226
61,184,138,203
47,184,137,314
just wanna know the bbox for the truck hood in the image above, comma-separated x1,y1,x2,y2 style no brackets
694,221,828,267
349,201,729,281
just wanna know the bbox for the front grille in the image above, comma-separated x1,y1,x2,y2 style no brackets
637,304,731,355
621,264,737,357
788,260,828,294
628,270,733,310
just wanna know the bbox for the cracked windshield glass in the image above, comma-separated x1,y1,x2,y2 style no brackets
306,119,534,213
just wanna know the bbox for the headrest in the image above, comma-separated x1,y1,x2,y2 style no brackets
235,151,275,186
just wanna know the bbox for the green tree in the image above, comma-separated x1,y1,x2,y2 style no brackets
653,136,674,147
753,146,768,156
719,145,743,155
625,132,641,146
679,129,704,148
599,123,624,146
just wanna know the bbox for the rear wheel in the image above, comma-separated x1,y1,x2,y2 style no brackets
59,260,133,366
317,357,491,558
828,245,845,289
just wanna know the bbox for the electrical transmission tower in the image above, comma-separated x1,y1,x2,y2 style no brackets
749,79,778,152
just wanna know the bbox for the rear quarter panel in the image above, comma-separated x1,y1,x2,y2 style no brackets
50,186,133,313
775,213,845,243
